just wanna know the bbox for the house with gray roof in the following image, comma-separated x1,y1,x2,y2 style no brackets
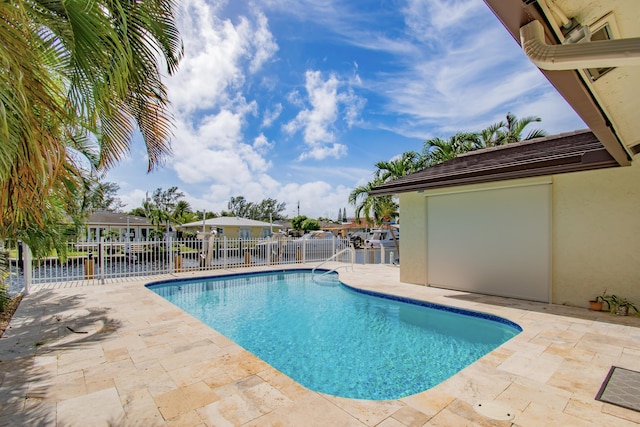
85,211,155,242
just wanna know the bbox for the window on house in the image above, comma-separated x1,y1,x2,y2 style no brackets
584,22,614,81
239,228,251,239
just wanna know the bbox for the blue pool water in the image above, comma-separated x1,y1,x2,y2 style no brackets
147,270,521,400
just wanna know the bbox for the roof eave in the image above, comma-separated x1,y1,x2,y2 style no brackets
370,142,618,196
482,0,631,166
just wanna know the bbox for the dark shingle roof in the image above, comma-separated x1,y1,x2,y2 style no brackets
370,130,619,195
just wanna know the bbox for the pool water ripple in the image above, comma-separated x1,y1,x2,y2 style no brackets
147,270,521,400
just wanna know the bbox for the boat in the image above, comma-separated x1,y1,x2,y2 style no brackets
364,227,399,249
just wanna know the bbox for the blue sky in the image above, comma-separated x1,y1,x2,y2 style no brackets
105,0,585,219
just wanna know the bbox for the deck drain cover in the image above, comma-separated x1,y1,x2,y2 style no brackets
473,401,515,421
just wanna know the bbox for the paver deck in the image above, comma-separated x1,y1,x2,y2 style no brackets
1,264,640,426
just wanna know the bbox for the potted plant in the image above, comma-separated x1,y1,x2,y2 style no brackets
589,289,608,311
603,294,638,316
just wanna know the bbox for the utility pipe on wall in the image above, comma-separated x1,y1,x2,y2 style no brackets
520,20,640,70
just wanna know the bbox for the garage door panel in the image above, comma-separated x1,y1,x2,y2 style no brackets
427,184,550,302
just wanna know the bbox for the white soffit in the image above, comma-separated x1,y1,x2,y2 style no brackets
539,0,640,153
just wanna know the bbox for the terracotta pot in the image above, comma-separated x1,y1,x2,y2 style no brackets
589,300,603,311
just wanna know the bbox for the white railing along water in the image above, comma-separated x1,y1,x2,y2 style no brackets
6,235,395,293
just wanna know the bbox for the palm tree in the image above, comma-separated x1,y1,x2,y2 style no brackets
348,178,387,228
350,151,424,244
480,112,547,147
423,132,480,166
173,200,196,225
0,0,182,254
479,122,506,148
374,197,400,257
374,151,426,182
501,112,547,143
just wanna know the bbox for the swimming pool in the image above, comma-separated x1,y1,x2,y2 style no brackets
147,270,521,400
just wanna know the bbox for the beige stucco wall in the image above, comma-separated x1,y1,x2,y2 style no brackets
399,192,428,285
552,161,640,308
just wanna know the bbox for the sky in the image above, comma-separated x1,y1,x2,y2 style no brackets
105,0,586,220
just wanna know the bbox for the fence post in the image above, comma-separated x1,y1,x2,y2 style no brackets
381,245,385,264
267,241,271,266
23,242,32,295
100,238,105,284
223,237,228,268
174,246,182,273
84,251,95,280
168,236,174,274
301,241,306,263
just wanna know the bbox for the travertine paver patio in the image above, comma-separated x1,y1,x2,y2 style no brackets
1,264,640,426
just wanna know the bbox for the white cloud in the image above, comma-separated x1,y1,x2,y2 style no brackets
276,181,354,219
339,88,366,128
170,100,272,188
253,133,274,153
249,12,279,73
117,189,149,212
286,90,304,107
299,144,348,161
261,103,283,127
284,70,365,160
167,2,277,114
403,0,482,36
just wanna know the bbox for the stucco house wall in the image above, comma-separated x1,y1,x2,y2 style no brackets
180,217,280,240
398,192,428,286
552,160,640,307
399,164,640,308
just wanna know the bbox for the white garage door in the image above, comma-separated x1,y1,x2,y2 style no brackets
427,183,550,302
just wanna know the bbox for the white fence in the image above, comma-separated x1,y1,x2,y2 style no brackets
7,236,397,293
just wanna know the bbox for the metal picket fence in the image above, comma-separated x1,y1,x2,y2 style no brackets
6,235,397,294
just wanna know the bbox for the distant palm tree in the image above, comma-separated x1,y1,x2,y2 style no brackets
375,151,426,182
351,151,423,238
374,197,400,257
479,122,506,148
501,112,547,143
480,112,547,147
173,200,196,225
348,179,385,228
423,132,480,166
349,177,401,255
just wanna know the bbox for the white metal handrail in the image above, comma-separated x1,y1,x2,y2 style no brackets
312,246,355,276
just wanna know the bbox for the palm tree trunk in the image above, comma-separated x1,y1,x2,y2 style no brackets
386,223,400,259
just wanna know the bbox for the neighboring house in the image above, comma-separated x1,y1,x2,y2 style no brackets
372,0,640,308
179,217,280,239
85,211,155,241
